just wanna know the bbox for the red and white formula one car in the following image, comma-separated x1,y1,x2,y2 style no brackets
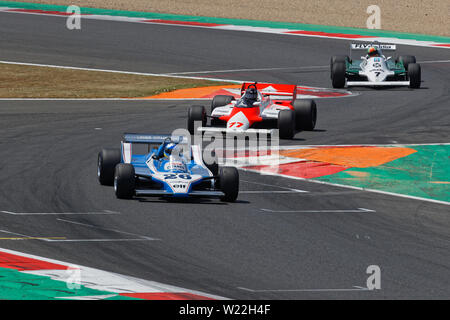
187,82,317,139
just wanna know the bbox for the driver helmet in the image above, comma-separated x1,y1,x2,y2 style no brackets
367,46,379,57
243,86,258,105
163,142,178,158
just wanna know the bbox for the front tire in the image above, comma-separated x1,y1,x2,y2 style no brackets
98,148,121,186
293,100,317,131
278,109,295,139
187,105,206,135
219,167,239,202
114,163,135,199
408,63,421,88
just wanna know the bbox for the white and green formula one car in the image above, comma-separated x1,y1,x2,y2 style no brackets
330,42,421,88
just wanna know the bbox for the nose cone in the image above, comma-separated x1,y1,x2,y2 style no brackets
227,111,250,131
366,58,388,82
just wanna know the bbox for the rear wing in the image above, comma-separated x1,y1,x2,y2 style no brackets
123,133,187,144
121,133,189,163
349,42,397,60
241,82,297,103
350,43,397,51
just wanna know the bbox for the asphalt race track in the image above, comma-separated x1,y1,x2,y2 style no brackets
0,12,449,299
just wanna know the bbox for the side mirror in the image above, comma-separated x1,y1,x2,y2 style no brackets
252,101,261,106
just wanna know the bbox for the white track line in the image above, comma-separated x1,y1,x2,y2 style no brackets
0,229,59,240
275,143,450,148
56,218,159,241
0,60,242,83
241,179,308,193
167,65,328,75
418,60,450,64
45,238,153,242
56,295,117,300
0,60,355,101
237,286,372,292
240,190,307,194
261,208,375,213
0,210,119,215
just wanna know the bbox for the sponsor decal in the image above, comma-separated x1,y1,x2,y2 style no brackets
164,161,186,172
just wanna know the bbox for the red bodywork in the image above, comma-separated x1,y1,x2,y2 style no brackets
218,82,297,127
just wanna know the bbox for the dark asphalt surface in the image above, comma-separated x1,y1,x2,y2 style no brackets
0,12,449,299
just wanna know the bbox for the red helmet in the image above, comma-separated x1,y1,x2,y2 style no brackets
367,46,379,56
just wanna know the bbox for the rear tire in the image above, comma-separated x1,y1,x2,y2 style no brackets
211,95,234,126
187,105,206,135
98,148,121,186
399,55,416,70
331,61,346,88
293,100,317,131
205,151,219,176
211,95,234,113
114,163,135,199
330,55,349,79
219,167,239,202
278,109,296,139
408,63,421,88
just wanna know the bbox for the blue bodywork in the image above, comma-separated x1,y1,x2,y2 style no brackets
120,134,221,198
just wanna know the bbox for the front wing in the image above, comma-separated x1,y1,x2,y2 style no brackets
134,170,221,198
198,127,276,135
346,80,410,87
135,189,224,197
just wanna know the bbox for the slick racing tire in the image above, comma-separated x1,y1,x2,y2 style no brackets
211,95,234,113
398,55,416,71
278,109,296,139
219,166,239,202
331,61,346,88
408,63,421,89
293,100,317,131
98,148,121,186
211,95,234,126
330,55,350,79
187,105,207,135
205,151,219,176
114,163,135,199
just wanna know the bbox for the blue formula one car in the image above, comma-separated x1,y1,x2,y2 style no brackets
97,134,239,202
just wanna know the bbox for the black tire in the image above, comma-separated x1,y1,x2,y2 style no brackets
293,99,317,131
219,167,239,202
331,61,346,88
408,63,421,89
330,55,349,79
278,109,296,139
98,148,121,186
210,95,233,126
114,163,135,199
187,105,206,135
205,152,219,176
399,55,416,71
211,95,234,113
